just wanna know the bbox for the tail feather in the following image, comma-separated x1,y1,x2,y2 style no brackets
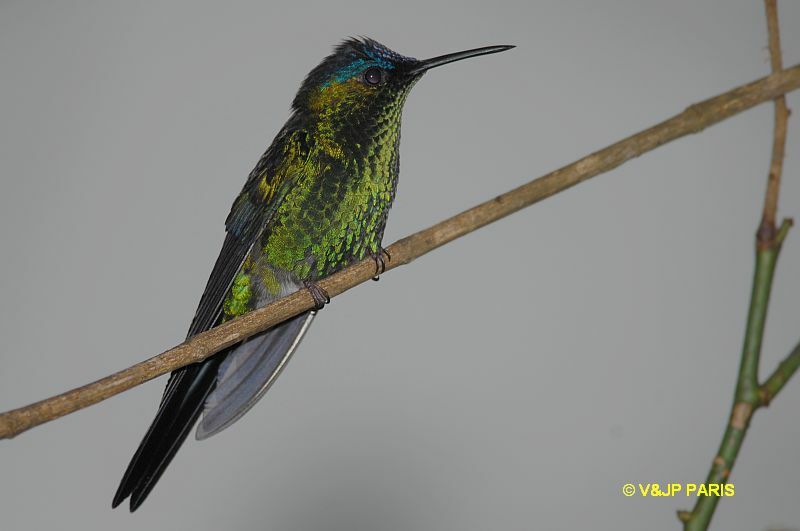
112,356,223,511
112,309,315,510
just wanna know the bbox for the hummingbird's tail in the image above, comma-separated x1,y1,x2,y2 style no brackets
111,355,222,511
112,310,315,511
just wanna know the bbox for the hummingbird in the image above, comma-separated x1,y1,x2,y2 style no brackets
112,37,513,511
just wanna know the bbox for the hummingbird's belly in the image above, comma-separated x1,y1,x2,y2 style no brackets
221,205,387,323
261,199,388,279
223,141,399,321
259,167,396,280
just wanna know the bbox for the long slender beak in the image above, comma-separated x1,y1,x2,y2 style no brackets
408,45,514,75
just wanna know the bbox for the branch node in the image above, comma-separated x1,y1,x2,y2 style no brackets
756,217,776,247
775,217,793,245
729,402,753,430
758,387,772,407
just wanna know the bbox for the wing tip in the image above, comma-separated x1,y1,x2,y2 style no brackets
194,409,240,440
194,422,213,441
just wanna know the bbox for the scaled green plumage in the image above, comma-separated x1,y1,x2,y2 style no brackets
222,66,411,318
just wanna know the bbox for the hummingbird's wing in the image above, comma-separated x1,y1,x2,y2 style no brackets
113,124,309,511
195,308,315,439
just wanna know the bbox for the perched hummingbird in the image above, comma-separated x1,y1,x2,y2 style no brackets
112,37,512,511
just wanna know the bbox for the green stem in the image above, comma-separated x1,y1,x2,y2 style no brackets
735,248,777,402
681,222,789,531
760,340,800,404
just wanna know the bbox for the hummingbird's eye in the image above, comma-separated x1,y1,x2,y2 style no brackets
363,67,383,86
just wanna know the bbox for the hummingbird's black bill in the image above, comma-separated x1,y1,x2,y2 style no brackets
409,45,515,75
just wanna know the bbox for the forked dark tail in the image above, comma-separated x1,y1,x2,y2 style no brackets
113,310,314,511
111,355,223,511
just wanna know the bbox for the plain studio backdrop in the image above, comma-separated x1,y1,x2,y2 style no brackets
1,1,799,530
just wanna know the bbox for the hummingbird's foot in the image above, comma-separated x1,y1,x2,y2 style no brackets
304,280,330,311
370,246,391,281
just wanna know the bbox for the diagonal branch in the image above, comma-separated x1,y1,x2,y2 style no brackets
2,64,800,440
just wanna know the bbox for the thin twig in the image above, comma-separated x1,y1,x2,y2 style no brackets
759,0,790,239
680,2,793,529
760,339,800,406
1,65,800,441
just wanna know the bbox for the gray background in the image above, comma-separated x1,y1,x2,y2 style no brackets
1,1,799,529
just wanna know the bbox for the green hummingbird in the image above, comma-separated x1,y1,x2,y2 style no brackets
112,37,513,511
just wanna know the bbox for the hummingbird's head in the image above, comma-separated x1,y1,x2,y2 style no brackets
292,38,513,129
